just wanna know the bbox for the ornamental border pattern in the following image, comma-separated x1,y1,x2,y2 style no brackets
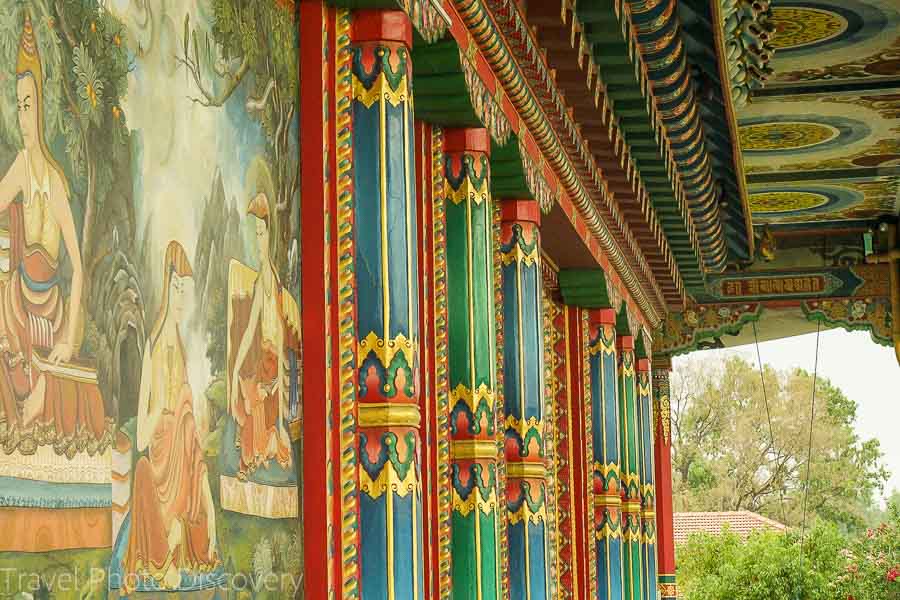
451,0,667,326
336,9,360,595
494,195,511,599
431,125,453,600
560,0,702,271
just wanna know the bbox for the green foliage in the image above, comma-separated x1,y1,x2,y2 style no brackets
832,502,900,600
179,1,300,269
0,0,132,274
671,355,888,533
678,522,846,600
679,509,900,600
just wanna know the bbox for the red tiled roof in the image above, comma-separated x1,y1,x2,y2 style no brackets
673,511,788,545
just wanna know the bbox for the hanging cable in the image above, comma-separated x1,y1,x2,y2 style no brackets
796,320,822,596
752,321,789,526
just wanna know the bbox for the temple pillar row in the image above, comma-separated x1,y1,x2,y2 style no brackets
652,357,677,600
499,199,552,600
443,127,502,600
588,309,624,600
637,359,658,600
346,10,666,600
351,10,425,600
618,334,645,600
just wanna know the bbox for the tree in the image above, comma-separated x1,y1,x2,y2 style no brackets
671,355,888,533
833,502,900,600
176,1,299,274
678,504,900,600
678,523,847,600
0,0,133,291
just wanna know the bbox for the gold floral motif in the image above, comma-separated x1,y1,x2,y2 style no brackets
654,393,671,445
739,121,839,152
352,67,411,108
769,7,848,50
358,331,416,368
451,483,498,517
749,191,830,214
358,458,421,500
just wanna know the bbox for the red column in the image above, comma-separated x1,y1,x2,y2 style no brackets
652,356,676,600
300,4,342,598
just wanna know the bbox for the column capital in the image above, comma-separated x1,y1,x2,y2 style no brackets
617,334,635,353
352,9,412,46
443,127,491,156
500,198,541,226
652,354,672,373
636,358,651,373
588,308,617,326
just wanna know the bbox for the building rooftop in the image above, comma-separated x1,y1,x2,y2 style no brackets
673,511,788,546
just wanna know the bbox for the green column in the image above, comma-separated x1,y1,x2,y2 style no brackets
618,332,644,600
500,199,551,600
637,359,657,600
445,128,501,600
352,10,424,600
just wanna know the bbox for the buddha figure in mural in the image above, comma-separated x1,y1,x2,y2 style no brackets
123,241,219,592
228,192,293,479
0,13,106,442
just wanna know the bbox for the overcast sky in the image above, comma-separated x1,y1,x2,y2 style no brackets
674,329,900,502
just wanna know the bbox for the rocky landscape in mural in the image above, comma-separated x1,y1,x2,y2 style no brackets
0,0,302,597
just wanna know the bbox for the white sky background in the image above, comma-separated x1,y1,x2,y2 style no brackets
674,329,900,502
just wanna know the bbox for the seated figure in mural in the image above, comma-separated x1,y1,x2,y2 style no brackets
123,241,218,592
228,192,294,479
0,13,107,447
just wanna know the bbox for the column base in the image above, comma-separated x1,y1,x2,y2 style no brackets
658,574,677,600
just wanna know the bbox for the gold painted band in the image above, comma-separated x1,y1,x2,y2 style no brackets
450,439,498,459
358,402,421,428
506,461,547,479
593,495,623,507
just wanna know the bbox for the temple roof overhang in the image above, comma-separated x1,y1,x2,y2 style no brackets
337,0,900,361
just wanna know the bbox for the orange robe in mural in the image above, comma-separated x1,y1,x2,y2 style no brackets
229,267,291,476
0,172,106,445
124,336,217,586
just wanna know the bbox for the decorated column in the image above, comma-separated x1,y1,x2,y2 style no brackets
588,308,624,600
618,331,645,600
500,200,551,600
636,358,658,600
652,357,677,600
444,128,502,600
352,10,425,600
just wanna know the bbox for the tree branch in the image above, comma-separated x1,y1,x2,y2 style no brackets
247,78,276,113
54,1,78,48
176,52,251,108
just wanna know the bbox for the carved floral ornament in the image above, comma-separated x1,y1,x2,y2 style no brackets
458,48,512,145
518,138,557,215
653,302,763,356
803,298,894,347
719,0,777,107
401,0,450,44
653,389,672,445
654,295,894,357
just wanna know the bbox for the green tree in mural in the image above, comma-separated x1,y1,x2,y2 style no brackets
670,356,888,533
176,1,299,271
0,0,132,288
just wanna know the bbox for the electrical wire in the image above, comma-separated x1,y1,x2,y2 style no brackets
796,320,822,598
752,321,789,526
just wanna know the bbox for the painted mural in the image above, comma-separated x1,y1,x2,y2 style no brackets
747,177,900,224
767,0,900,84
739,94,900,173
0,1,302,598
